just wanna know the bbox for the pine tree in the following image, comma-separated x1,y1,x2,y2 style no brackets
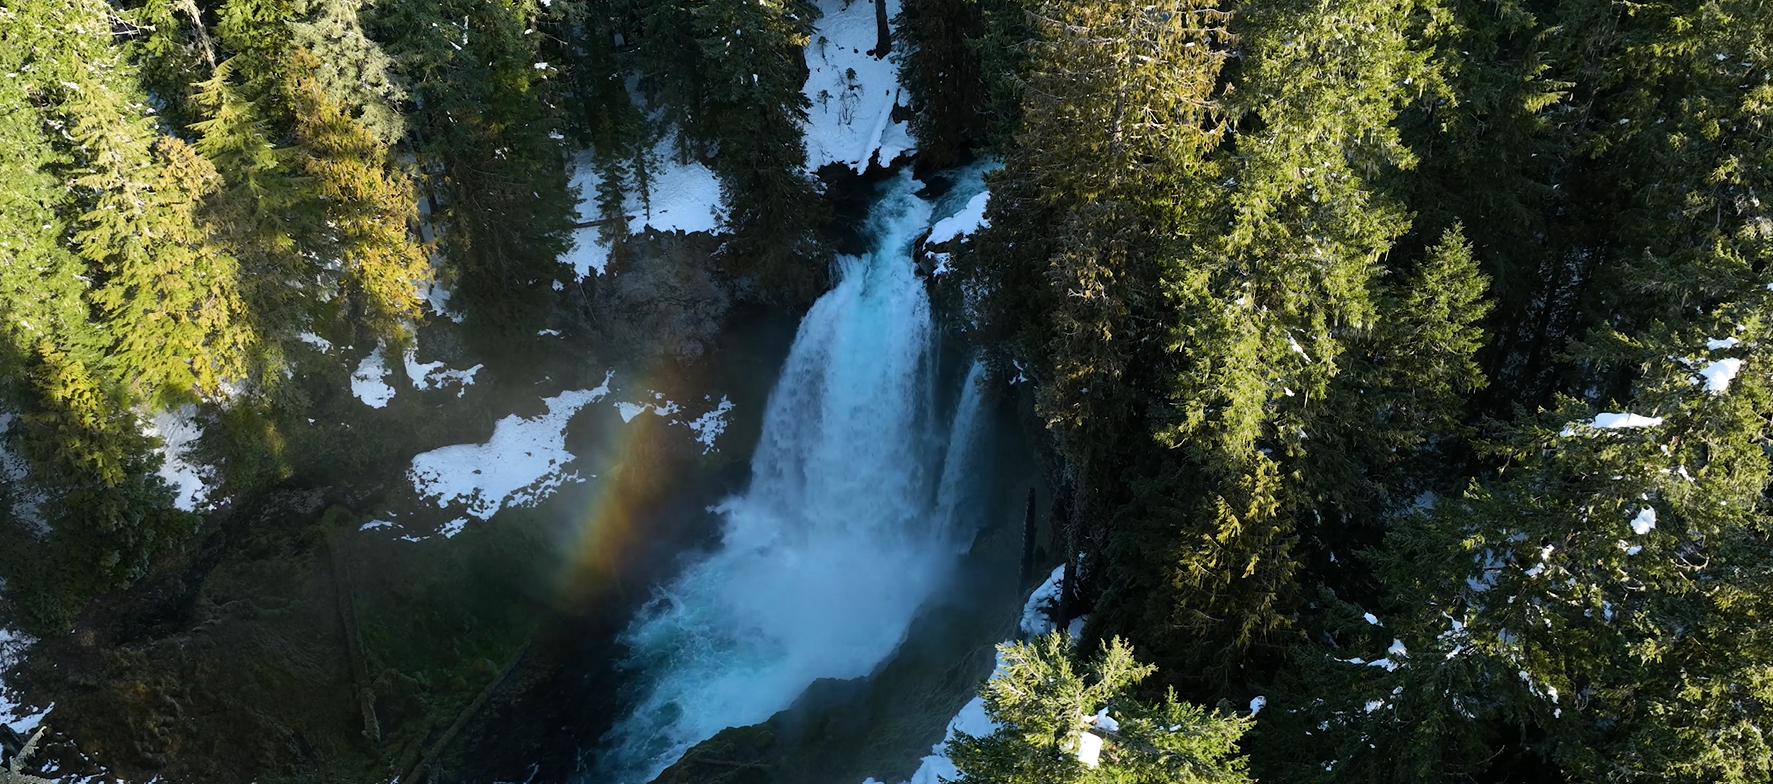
949,633,1253,784
893,0,990,167
1294,227,1491,600
190,58,316,341
626,0,828,298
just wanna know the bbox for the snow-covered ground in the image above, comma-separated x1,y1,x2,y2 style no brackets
351,345,397,409
802,0,916,172
402,344,482,398
1,627,48,736
144,406,212,513
563,132,726,279
0,413,45,532
408,371,614,520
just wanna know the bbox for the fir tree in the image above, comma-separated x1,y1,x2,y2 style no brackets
286,53,430,339
949,633,1253,784
368,0,575,339
288,0,409,147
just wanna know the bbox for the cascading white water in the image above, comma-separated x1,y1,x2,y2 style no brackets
600,170,989,782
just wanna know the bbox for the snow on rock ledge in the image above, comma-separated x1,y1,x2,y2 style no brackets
802,0,916,173
408,371,613,520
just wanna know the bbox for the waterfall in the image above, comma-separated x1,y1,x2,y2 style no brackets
599,171,989,782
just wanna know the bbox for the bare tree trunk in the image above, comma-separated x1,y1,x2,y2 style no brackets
870,0,892,58
175,0,216,71
326,534,380,744
1019,487,1038,587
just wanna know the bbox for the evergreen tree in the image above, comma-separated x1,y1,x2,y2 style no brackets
190,58,316,345
288,0,409,147
368,0,575,338
893,0,990,167
1093,0,1447,692
286,53,430,339
625,0,828,298
1294,227,1491,601
949,633,1253,784
962,0,1231,548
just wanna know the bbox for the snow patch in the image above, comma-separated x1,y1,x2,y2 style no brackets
683,396,735,454
1073,729,1103,768
296,331,333,352
1697,358,1742,393
402,345,482,397
407,372,613,519
802,0,915,172
927,191,990,245
892,658,1001,784
351,345,397,408
564,134,725,278
1630,507,1657,535
0,413,45,531
424,277,464,323
1248,696,1267,715
1706,336,1740,350
145,405,212,512
0,627,48,734
1020,565,1065,636
1563,412,1664,435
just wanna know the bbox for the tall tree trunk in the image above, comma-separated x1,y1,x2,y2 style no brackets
1019,487,1038,587
870,0,892,58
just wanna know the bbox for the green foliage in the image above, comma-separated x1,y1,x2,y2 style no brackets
286,51,431,338
368,0,575,338
626,0,829,298
289,0,409,146
949,633,1253,784
893,0,990,167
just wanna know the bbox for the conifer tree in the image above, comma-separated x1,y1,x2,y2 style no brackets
190,59,316,343
963,0,1230,538
624,0,827,297
288,0,409,147
949,633,1253,784
368,0,575,337
893,0,990,167
1093,0,1446,691
1295,227,1491,597
0,0,218,629
286,54,430,339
